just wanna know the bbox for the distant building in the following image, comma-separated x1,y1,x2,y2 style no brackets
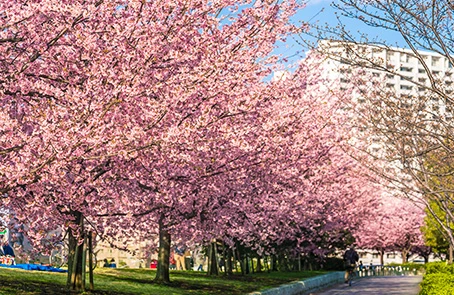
317,39,454,119
95,240,153,268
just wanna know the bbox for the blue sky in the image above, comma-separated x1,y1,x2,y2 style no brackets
276,0,407,65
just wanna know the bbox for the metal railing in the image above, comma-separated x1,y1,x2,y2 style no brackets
357,264,423,277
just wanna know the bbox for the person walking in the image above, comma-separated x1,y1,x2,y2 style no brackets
174,246,186,270
343,246,359,283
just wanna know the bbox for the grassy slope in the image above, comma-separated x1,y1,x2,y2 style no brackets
0,267,328,295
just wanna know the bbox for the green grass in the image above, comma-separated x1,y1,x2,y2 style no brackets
0,267,328,295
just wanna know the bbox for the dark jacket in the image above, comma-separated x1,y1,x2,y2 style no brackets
2,244,15,257
343,249,359,264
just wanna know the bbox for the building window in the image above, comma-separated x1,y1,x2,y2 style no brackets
387,253,396,259
400,54,411,63
432,57,440,66
372,253,380,258
400,66,412,72
418,69,425,73
400,85,413,90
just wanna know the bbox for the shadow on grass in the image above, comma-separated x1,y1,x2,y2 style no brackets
102,272,304,295
0,267,328,295
93,273,249,294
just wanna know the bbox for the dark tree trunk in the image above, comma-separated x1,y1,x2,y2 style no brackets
271,255,278,271
207,241,219,275
233,248,238,273
154,217,171,284
67,211,85,291
226,248,233,275
380,250,385,266
256,255,263,273
221,241,226,274
250,255,254,273
88,232,94,291
264,256,270,272
278,253,289,271
245,254,250,274
236,246,245,275
81,235,87,291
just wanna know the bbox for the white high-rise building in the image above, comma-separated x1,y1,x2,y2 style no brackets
317,40,454,118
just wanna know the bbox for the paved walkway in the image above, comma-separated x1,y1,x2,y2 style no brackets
309,275,422,295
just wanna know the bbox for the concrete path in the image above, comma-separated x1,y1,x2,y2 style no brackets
309,275,422,295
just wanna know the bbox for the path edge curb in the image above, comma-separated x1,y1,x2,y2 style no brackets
248,272,344,295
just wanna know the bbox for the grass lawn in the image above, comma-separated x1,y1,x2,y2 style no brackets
0,267,328,295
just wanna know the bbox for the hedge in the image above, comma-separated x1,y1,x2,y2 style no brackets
420,273,454,295
420,262,454,295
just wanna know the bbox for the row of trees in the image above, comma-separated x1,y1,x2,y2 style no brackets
305,0,454,263
0,0,428,292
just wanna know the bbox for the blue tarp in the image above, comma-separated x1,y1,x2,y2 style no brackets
0,263,67,273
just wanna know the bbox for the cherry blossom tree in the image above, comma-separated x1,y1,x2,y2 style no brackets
304,0,454,260
179,56,382,272
0,0,307,289
355,194,425,264
0,0,407,290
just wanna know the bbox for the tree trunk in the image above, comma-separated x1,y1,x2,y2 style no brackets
245,254,250,274
380,250,384,266
88,232,94,291
236,246,245,275
67,231,74,288
264,256,270,272
207,241,219,275
256,255,263,273
271,255,278,271
81,235,87,291
278,253,289,271
226,248,233,275
221,241,226,274
233,248,238,273
67,211,85,291
154,217,171,284
401,250,408,264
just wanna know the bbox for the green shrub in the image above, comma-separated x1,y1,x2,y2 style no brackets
424,262,454,275
420,273,454,295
